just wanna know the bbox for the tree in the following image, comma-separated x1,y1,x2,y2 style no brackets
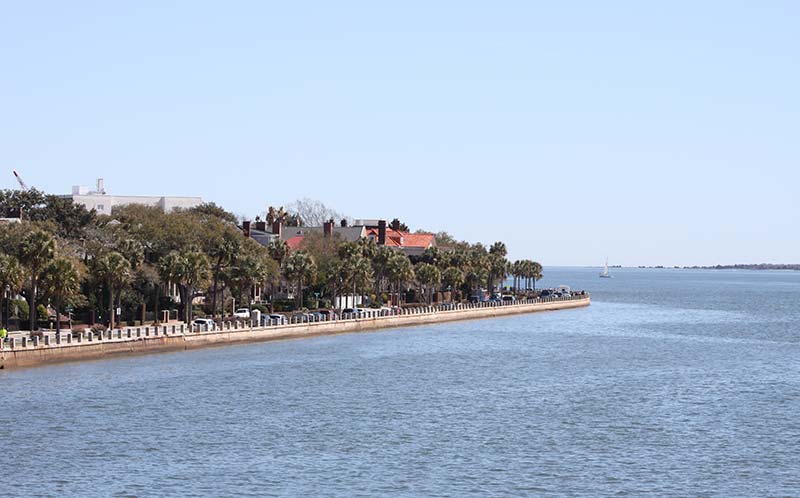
265,206,289,226
337,241,374,307
391,218,409,232
267,239,289,265
226,240,277,313
347,256,372,307
157,249,210,323
206,227,241,317
130,263,160,324
190,202,237,223
95,251,132,329
0,253,24,328
27,195,96,238
463,243,489,297
282,250,317,309
386,252,413,305
441,266,464,302
285,198,347,227
0,188,46,218
486,241,509,293
40,257,82,333
18,229,56,330
180,249,211,323
415,263,441,304
371,246,394,297
525,260,543,291
489,241,507,257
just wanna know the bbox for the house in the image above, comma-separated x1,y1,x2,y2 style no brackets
362,219,436,257
241,218,435,255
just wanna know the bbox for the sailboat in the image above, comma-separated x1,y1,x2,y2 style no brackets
599,258,612,278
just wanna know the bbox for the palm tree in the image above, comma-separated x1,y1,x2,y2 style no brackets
371,246,394,297
0,253,24,328
18,229,56,331
181,250,211,323
415,263,441,304
131,263,160,324
157,249,210,323
157,250,184,323
40,257,82,333
208,232,240,317
267,239,290,265
487,253,509,294
282,250,316,309
227,251,273,314
528,260,543,291
441,266,464,303
349,256,372,306
489,241,507,257
386,252,414,306
265,206,288,226
510,260,522,293
95,251,132,329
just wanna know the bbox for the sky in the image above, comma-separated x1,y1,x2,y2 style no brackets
1,1,798,266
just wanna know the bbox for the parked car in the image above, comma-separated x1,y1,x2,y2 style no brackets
193,318,216,331
267,314,287,325
315,309,335,319
501,295,516,303
342,308,364,318
291,313,313,323
233,308,251,319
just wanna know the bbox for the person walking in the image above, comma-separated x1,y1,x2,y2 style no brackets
0,327,7,350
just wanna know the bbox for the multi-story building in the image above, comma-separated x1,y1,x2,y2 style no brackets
63,178,203,215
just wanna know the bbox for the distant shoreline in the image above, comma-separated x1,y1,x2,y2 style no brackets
605,265,800,271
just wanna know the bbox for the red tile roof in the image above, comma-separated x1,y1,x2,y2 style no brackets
364,228,435,249
286,235,305,251
284,229,434,253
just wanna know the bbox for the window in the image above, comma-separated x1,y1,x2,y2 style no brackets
96,204,104,212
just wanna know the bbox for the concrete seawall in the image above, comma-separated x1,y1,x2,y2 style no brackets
0,297,590,370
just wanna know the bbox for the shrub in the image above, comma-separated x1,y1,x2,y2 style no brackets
251,304,270,314
90,323,107,336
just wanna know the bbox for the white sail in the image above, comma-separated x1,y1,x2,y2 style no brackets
600,258,611,278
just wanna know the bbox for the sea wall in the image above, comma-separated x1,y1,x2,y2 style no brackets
0,296,590,370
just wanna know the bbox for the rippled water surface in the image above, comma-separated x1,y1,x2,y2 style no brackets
2,268,799,497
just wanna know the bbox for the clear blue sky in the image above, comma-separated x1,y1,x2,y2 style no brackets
2,1,798,266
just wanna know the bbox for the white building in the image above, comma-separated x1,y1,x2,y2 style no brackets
64,178,203,215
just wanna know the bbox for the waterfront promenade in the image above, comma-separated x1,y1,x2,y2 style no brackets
0,294,589,369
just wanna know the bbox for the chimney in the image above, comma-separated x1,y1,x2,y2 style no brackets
255,220,266,232
391,219,400,231
96,178,105,194
323,219,334,237
378,219,387,246
272,220,283,239
242,221,251,238
340,218,348,227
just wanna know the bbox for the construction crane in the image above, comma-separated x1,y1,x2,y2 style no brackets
12,170,29,190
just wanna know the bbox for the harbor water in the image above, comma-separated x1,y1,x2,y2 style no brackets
1,267,798,497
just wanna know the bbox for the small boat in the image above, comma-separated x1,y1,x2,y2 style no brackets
599,258,612,278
